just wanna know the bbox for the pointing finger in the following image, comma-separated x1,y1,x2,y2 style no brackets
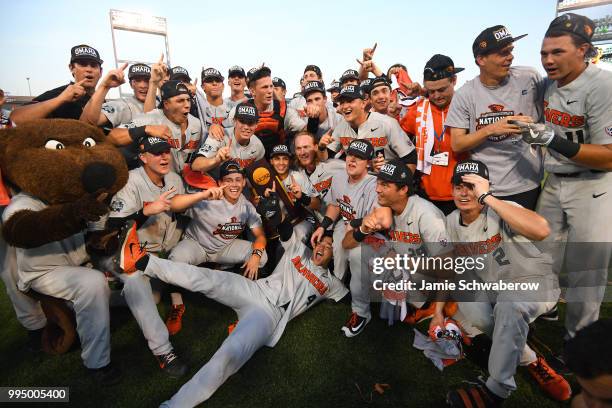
290,175,297,185
372,42,377,53
119,62,128,71
75,79,88,87
356,58,364,66
158,53,164,63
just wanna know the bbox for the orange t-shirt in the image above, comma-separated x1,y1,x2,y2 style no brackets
400,102,467,201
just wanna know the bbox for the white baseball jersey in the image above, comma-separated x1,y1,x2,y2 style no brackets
109,167,185,254
329,173,378,224
289,95,336,117
122,109,202,174
195,90,233,129
224,97,246,111
101,96,144,127
543,63,612,173
257,230,348,346
196,128,265,169
298,159,346,213
329,112,415,160
184,195,262,253
277,170,319,216
2,193,89,290
446,204,552,283
227,103,305,133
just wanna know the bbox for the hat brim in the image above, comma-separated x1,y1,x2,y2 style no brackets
228,71,246,78
235,114,259,124
336,93,363,103
303,88,325,97
376,171,410,186
71,56,103,65
270,151,292,158
203,75,224,82
170,74,191,82
142,144,171,155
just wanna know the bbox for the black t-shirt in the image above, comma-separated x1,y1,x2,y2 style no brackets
31,83,91,120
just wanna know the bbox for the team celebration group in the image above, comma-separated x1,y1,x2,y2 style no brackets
1,10,611,408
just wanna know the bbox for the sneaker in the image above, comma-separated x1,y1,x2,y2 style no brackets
341,312,371,338
403,302,436,325
89,363,122,386
166,304,185,336
156,350,188,378
113,220,147,274
539,304,559,321
527,356,571,401
446,383,504,407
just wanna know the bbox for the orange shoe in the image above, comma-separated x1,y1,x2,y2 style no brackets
166,304,185,336
114,220,147,274
527,356,572,401
403,302,436,325
443,301,458,317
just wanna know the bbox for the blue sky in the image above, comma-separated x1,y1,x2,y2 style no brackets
1,0,608,98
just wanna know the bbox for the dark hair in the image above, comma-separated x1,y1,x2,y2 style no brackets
386,63,407,78
545,30,598,59
564,318,612,379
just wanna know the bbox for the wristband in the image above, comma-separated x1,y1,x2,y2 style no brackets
350,218,363,228
318,145,327,152
548,135,581,159
128,126,147,144
321,216,333,229
478,192,493,205
252,249,263,258
352,226,368,242
296,194,311,207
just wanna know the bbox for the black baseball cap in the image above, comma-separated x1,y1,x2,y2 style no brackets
472,25,527,57
346,139,374,160
70,44,103,65
327,79,341,93
360,78,373,94
160,80,190,101
377,159,413,186
369,76,391,93
139,136,171,154
452,159,490,185
228,65,246,78
169,66,191,82
234,102,259,124
545,13,595,44
304,64,322,78
128,63,151,80
302,80,325,97
202,67,224,82
270,144,292,158
336,84,365,102
423,54,464,81
272,77,286,89
219,160,244,179
340,69,360,85
247,66,272,86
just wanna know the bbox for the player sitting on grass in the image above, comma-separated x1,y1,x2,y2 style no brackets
112,186,348,407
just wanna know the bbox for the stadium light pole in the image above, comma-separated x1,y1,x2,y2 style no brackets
26,77,32,96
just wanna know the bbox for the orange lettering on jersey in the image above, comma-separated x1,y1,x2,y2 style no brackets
454,233,502,256
388,230,422,244
543,102,585,128
184,140,200,150
232,157,256,168
369,137,388,148
211,117,224,125
168,138,180,149
314,178,332,193
291,256,328,295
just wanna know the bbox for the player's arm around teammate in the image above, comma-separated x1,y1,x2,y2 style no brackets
79,63,128,125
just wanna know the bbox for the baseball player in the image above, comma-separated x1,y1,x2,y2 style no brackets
327,80,341,108
367,76,393,115
100,136,189,374
225,66,248,108
108,80,202,173
301,80,343,140
168,161,267,280
272,77,287,102
167,66,200,118
521,13,612,339
320,85,416,174
289,65,325,114
195,68,233,140
339,69,361,87
11,44,103,124
81,63,151,128
445,24,545,209
112,194,347,407
441,159,570,406
191,102,265,174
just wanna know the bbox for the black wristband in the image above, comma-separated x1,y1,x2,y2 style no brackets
307,117,319,135
296,194,312,207
478,192,493,205
128,126,147,144
321,216,333,229
548,135,581,159
352,227,368,242
350,218,363,228
318,144,327,152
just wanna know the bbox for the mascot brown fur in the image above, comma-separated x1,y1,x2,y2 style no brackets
0,119,128,353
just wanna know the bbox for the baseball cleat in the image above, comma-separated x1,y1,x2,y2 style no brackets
113,220,147,274
403,302,436,325
156,350,188,378
166,304,186,336
446,383,504,407
341,312,371,338
527,356,571,401
89,363,122,387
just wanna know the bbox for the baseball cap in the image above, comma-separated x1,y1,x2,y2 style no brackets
228,65,246,78
270,144,292,158
169,66,191,82
302,80,325,97
369,76,391,93
234,102,259,124
360,78,373,94
139,136,171,154
472,25,527,57
160,80,190,101
128,63,151,80
219,160,244,179
70,44,103,65
304,64,322,78
326,79,341,93
272,77,286,89
423,54,464,81
346,139,374,160
451,159,490,185
377,159,413,186
545,13,595,44
336,85,365,102
247,66,272,86
340,69,360,85
202,67,224,82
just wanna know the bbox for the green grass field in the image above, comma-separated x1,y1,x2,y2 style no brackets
1,287,610,408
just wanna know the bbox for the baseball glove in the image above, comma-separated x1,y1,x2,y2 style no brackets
25,290,77,354
509,120,555,146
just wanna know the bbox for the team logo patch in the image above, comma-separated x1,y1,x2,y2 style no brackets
606,126,612,137
74,46,97,58
479,41,487,49
213,217,245,239
102,105,115,114
493,27,511,41
455,162,479,173
380,163,396,177
110,199,124,212
237,105,256,116
199,144,214,154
